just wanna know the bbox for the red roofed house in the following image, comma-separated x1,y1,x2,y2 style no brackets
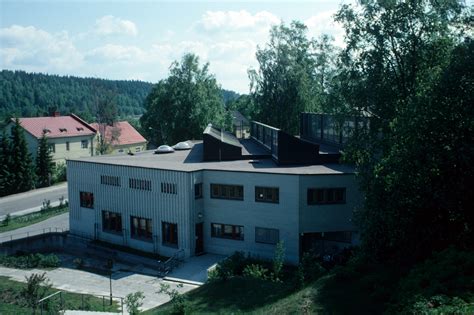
90,121,147,155
7,113,97,163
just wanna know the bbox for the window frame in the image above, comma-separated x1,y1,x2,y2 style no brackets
102,210,123,235
307,188,346,205
210,184,244,201
211,223,244,241
162,221,178,247
79,191,94,209
255,186,279,204
81,140,88,149
255,227,280,245
130,216,153,241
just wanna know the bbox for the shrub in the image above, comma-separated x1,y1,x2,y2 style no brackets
272,241,285,281
0,253,60,269
388,247,474,313
296,251,327,285
52,162,67,183
125,291,145,315
2,213,11,226
158,283,190,314
242,264,269,280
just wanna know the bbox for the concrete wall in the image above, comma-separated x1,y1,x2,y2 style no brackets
298,174,361,233
110,142,147,155
6,122,96,164
67,160,359,265
202,171,300,264
67,160,194,259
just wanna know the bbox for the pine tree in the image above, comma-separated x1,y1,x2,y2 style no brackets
0,129,13,196
9,118,36,193
36,131,55,188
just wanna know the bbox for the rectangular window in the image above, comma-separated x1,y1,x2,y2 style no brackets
130,216,152,240
48,143,55,153
255,186,279,203
101,175,121,187
161,182,177,194
81,140,88,149
79,191,94,208
129,178,151,191
135,147,141,152
66,142,70,151
211,223,244,241
210,184,244,200
308,188,346,205
162,222,178,246
255,227,279,244
102,210,122,234
194,183,203,199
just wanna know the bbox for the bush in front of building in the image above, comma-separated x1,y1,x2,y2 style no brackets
0,253,60,269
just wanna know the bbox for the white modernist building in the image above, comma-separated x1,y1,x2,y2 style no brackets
68,118,361,264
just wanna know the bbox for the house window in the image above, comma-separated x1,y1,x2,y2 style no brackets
135,147,141,152
79,191,94,208
130,216,152,240
255,187,279,203
210,184,244,200
162,222,178,247
48,143,55,153
81,140,88,149
101,175,121,187
194,183,203,199
307,188,346,205
102,211,122,234
255,227,279,244
66,142,70,151
211,223,244,241
129,178,151,191
118,149,124,153
161,182,177,194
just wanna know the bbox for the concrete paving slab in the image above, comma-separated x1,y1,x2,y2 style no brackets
0,265,197,312
165,253,226,284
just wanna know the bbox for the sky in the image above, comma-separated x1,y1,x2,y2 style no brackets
0,0,353,93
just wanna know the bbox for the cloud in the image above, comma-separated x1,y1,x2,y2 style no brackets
304,10,345,46
86,44,146,62
95,15,138,36
196,10,279,33
0,25,83,71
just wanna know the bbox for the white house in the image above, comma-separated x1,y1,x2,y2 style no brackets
67,117,361,264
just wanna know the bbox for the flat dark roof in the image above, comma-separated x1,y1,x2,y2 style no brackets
69,140,355,175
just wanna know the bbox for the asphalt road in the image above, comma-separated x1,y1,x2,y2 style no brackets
0,212,69,242
0,182,68,216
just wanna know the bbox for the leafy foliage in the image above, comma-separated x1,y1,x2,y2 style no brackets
250,22,338,134
158,283,189,315
335,0,473,264
125,291,145,315
9,118,36,193
141,53,231,146
21,273,52,312
36,132,55,188
0,253,60,269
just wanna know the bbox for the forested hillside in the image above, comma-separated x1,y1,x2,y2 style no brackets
0,70,239,123
0,70,153,122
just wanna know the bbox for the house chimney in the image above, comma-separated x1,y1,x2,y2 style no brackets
52,111,60,117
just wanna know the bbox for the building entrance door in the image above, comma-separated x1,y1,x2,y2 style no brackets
195,223,204,255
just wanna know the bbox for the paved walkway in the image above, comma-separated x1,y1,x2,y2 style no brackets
0,212,69,243
0,182,68,219
0,265,197,312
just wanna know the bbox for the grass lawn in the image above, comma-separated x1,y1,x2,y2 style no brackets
0,275,121,313
0,204,68,233
143,273,393,314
